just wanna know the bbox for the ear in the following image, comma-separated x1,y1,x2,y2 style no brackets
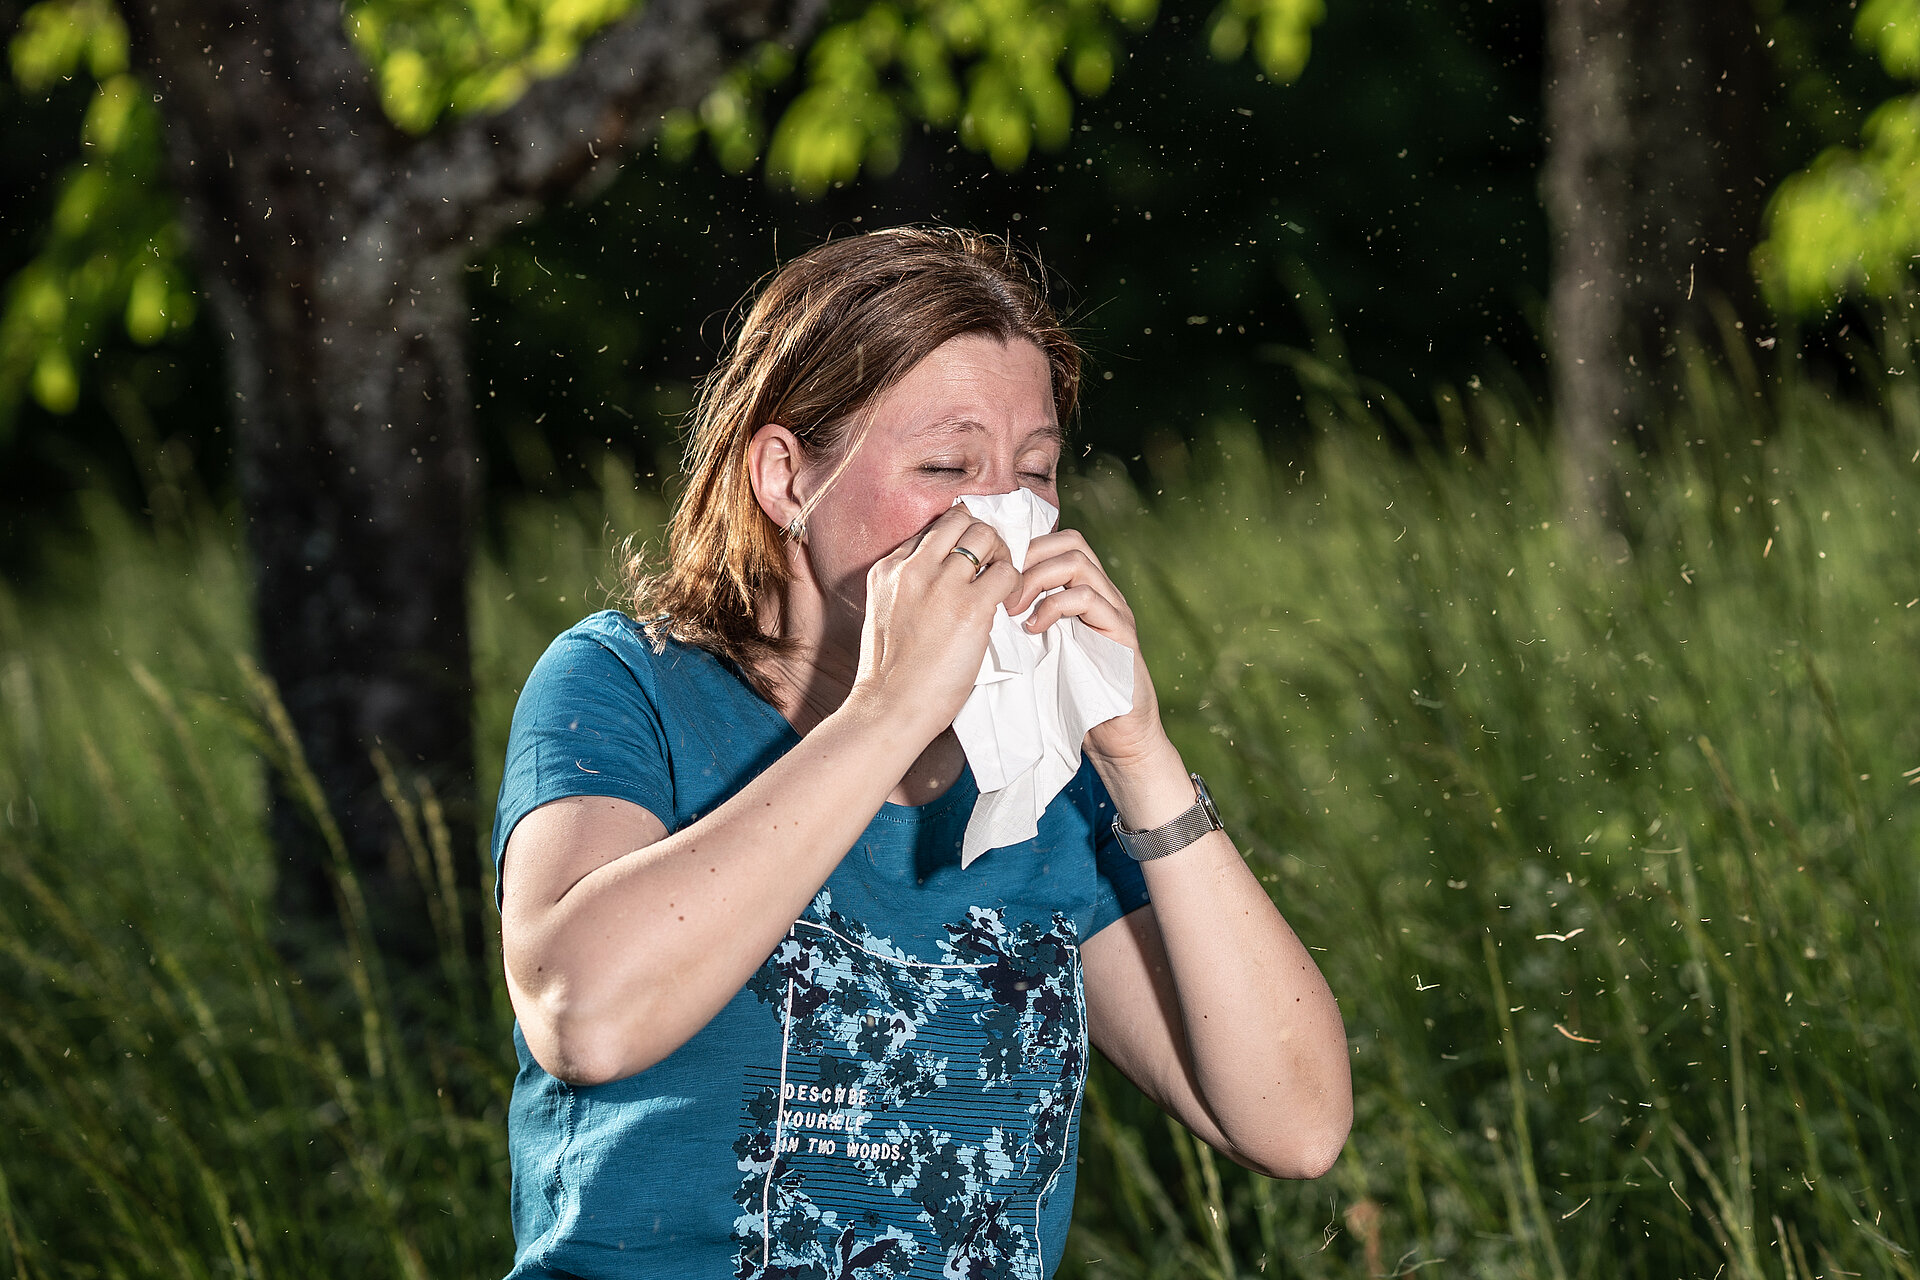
746,423,808,530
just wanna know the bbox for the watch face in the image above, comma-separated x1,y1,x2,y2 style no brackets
1191,773,1222,828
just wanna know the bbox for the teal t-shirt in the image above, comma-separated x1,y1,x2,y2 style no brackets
492,611,1151,1279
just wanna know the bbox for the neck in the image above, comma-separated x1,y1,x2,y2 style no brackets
753,570,865,737
752,569,967,809
757,636,860,737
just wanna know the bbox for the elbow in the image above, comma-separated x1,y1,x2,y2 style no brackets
540,1023,636,1088
515,976,660,1087
507,923,676,1086
1247,1119,1350,1180
1228,1110,1350,1180
1231,1070,1354,1180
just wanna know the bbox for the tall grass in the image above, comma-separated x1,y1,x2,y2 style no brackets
0,367,1914,1277
0,494,514,1277
1062,356,1920,1279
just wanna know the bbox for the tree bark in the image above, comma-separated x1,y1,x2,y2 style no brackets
1541,0,1772,528
119,0,819,971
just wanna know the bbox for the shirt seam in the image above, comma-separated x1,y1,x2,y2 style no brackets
537,1083,576,1269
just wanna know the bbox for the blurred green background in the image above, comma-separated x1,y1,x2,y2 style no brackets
3,0,1919,1276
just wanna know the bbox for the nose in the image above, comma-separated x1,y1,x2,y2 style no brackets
978,445,1036,495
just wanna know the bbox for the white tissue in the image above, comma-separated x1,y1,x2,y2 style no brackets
950,489,1135,866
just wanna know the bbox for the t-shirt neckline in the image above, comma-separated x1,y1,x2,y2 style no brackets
675,626,979,824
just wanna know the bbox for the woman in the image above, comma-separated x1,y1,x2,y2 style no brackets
493,227,1350,1279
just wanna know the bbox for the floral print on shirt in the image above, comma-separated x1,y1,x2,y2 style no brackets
730,892,1086,1280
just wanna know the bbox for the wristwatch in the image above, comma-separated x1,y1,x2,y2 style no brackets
1110,772,1224,861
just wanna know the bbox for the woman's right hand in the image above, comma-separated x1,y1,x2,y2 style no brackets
507,509,1027,1085
849,505,1020,743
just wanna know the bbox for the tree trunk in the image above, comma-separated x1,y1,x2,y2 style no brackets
238,248,482,969
1541,0,1773,528
120,0,818,973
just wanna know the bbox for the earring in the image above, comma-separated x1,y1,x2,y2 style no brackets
783,514,807,543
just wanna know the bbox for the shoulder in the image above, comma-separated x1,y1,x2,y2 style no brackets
494,613,688,874
521,610,765,721
528,611,691,688
508,612,665,729
547,609,666,663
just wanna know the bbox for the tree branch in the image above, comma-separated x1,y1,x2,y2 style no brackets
381,0,826,257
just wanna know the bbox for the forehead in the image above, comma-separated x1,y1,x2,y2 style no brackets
903,416,1066,450
872,333,1060,448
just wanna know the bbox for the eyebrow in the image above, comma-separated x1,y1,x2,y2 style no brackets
910,417,1065,448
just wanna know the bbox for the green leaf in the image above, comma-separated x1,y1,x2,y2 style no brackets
1758,93,1920,312
342,0,640,133
52,166,107,238
9,0,126,93
30,348,78,415
657,108,704,164
125,266,172,345
1858,0,1920,79
1,65,183,431
1206,0,1322,81
903,27,962,122
960,62,1031,169
1068,38,1114,97
1761,0,1920,311
1103,0,1157,30
1208,11,1248,62
671,0,1309,197
378,46,440,132
81,72,139,153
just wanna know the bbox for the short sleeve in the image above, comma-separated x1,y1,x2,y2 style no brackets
490,626,675,906
1082,764,1151,939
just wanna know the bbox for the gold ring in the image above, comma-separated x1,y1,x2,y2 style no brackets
947,544,983,571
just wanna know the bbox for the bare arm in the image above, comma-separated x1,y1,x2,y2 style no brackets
501,507,1019,1085
1082,743,1351,1180
503,698,925,1084
1009,530,1352,1179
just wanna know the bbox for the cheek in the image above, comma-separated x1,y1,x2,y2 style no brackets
865,491,954,555
819,488,950,582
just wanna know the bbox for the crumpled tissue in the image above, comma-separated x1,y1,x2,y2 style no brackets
949,489,1135,866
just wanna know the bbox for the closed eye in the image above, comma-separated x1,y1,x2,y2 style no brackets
919,464,1056,482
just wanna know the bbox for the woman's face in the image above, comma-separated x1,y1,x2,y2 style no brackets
797,332,1062,615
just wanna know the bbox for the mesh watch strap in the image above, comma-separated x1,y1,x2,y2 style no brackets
1110,773,1223,861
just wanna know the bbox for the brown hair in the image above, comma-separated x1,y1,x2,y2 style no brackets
623,226,1081,689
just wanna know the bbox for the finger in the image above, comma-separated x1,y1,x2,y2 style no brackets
1024,529,1104,572
971,558,1022,598
1022,583,1134,638
942,541,990,579
913,505,989,557
1006,547,1123,616
875,536,920,570
931,522,1011,578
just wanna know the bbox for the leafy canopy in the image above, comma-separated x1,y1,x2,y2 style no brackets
1,0,1321,429
1758,0,1920,313
4,0,192,419
344,0,645,132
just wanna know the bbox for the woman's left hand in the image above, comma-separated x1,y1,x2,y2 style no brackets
1003,528,1169,767
1013,528,1354,1183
